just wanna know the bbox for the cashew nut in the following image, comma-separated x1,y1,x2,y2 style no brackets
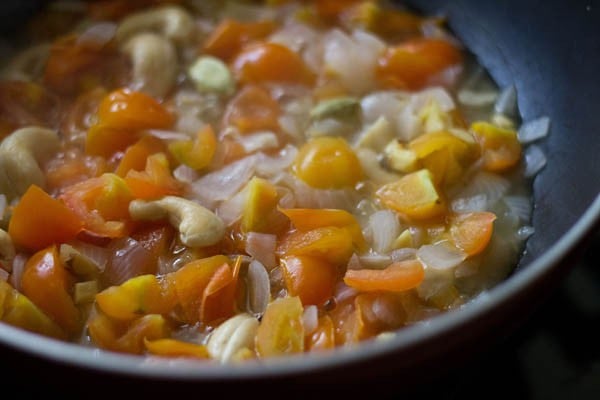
121,32,178,99
0,126,60,201
129,196,225,247
207,313,259,363
115,5,196,44
0,228,15,268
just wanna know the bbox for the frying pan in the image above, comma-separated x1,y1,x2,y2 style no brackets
0,0,599,395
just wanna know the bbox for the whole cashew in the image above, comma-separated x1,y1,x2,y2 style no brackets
115,5,196,44
207,313,259,363
0,126,60,201
121,32,178,99
129,196,225,247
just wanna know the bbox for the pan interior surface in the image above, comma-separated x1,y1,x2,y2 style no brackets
0,0,599,384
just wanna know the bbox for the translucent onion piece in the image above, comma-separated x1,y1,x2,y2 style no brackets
103,238,155,286
190,155,257,207
367,210,401,254
255,144,298,178
8,253,27,291
144,129,191,141
247,260,271,316
518,116,550,144
457,89,498,107
456,171,511,208
216,188,246,226
390,247,418,262
494,84,518,118
417,267,454,300
302,305,319,336
173,164,200,183
245,232,277,269
451,194,488,213
76,22,117,46
517,225,535,241
0,194,6,218
358,253,392,269
523,144,547,177
0,268,8,281
503,195,533,223
333,282,358,304
417,241,467,271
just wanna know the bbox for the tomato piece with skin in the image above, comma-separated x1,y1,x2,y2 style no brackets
20,245,81,336
450,211,497,256
281,255,338,306
376,38,462,90
8,185,83,252
343,259,425,292
277,226,355,266
232,42,315,86
293,136,364,189
256,296,305,357
223,84,280,134
124,153,184,200
203,19,276,61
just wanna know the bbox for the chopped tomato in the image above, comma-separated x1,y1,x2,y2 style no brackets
116,135,167,177
343,259,425,292
168,125,217,171
281,255,338,306
470,121,522,172
255,296,304,357
450,211,497,256
144,338,209,359
60,173,134,238
377,38,462,90
277,226,354,266
232,42,315,86
203,19,276,61
8,185,83,251
293,136,364,189
124,153,183,200
223,84,280,134
20,245,81,336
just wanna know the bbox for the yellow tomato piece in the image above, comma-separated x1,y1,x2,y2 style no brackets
0,280,66,340
293,136,363,189
144,338,210,359
116,314,170,355
168,125,217,171
409,130,478,186
95,274,173,321
376,169,446,220
277,226,354,266
240,177,280,233
305,315,335,352
256,296,304,358
279,207,367,252
470,121,522,172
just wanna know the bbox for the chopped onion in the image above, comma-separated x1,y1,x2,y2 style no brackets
494,84,519,118
390,247,417,262
245,232,277,269
358,253,392,269
517,225,535,241
173,164,200,183
417,241,467,271
457,89,498,107
102,238,155,286
255,144,298,178
302,305,319,336
0,268,8,281
524,144,547,177
455,171,510,208
8,253,27,291
144,129,192,141
190,155,257,207
503,195,533,223
518,116,550,144
216,187,247,226
247,260,271,317
367,210,401,254
0,194,7,217
333,282,358,304
76,22,117,46
68,240,109,271
451,194,488,213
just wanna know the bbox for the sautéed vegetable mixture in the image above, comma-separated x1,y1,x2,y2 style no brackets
0,0,538,363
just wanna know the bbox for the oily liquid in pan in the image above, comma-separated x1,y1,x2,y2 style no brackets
0,0,540,363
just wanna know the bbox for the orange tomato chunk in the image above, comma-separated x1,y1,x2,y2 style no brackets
343,259,425,292
450,211,497,256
